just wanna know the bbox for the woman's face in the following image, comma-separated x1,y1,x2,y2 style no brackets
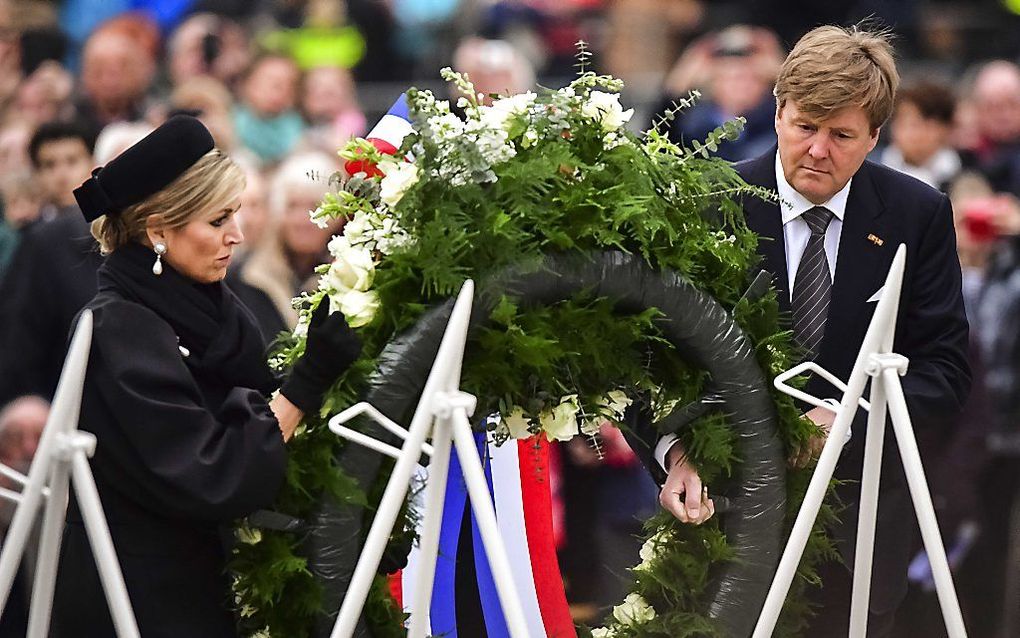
281,187,332,257
160,197,244,283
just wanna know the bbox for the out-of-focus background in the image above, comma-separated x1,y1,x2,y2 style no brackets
0,1,1019,636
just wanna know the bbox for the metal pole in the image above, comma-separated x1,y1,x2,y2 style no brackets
330,396,439,638
407,415,452,638
755,246,907,637
70,444,140,638
331,281,475,638
450,409,529,638
0,311,93,613
26,459,71,638
883,369,967,638
848,377,888,637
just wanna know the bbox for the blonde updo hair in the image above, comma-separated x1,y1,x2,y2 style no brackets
90,149,245,254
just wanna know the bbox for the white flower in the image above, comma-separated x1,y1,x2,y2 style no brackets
293,313,310,338
582,91,634,131
341,213,373,247
480,91,537,130
321,242,374,293
636,530,669,569
579,417,601,436
502,406,533,439
591,628,615,638
378,160,420,208
540,394,580,441
309,206,329,229
598,390,633,421
329,289,380,328
612,593,656,626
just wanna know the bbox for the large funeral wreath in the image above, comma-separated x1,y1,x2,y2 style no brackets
231,51,839,638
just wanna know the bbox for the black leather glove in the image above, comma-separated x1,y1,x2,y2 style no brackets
280,301,362,414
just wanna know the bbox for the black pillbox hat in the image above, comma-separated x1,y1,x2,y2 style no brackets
74,115,215,222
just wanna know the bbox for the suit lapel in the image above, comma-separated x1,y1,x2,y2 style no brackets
819,162,892,364
740,152,791,315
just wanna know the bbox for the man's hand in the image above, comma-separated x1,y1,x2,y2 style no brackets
788,405,837,468
660,442,715,525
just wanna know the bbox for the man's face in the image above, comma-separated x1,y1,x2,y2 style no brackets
35,138,93,208
775,100,879,204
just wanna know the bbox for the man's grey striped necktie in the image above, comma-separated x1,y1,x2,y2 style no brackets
792,206,835,356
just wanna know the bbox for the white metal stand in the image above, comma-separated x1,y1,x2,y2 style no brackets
0,310,140,638
326,280,528,638
752,245,967,637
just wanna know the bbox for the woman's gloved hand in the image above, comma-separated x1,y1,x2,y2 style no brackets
280,301,362,414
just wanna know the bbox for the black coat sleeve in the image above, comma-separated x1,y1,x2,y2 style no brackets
87,300,288,521
897,194,972,423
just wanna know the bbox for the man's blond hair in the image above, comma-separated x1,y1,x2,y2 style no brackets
774,24,899,131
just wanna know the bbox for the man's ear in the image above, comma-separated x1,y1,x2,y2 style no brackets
868,126,881,153
144,213,165,248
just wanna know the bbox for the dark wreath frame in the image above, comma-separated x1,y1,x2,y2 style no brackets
301,251,786,638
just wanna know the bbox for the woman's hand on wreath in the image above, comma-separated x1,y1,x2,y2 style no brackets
660,442,715,525
280,301,362,414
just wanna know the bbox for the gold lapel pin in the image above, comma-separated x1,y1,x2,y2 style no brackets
867,233,884,246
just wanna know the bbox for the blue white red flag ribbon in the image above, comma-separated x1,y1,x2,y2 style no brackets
394,431,577,637
344,93,413,177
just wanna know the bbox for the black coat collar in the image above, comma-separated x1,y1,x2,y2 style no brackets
738,149,892,364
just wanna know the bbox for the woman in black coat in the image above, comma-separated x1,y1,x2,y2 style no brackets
52,115,359,637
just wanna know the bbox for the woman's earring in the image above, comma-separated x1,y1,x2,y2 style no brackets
152,242,167,276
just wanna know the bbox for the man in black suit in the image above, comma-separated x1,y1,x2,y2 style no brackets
656,25,971,636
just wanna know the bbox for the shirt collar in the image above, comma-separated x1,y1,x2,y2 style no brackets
774,150,851,225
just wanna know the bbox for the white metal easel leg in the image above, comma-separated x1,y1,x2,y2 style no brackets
406,406,453,638
847,369,888,637
883,369,966,637
329,280,528,638
756,246,968,637
0,310,140,638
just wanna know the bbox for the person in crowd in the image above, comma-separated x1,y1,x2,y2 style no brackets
232,53,305,165
0,394,47,498
451,36,535,105
300,65,365,154
0,119,99,405
171,75,243,157
0,395,48,636
655,25,784,161
0,118,32,175
165,13,251,91
880,81,961,190
965,60,1020,197
0,169,41,228
234,162,269,254
92,120,153,165
74,16,158,137
228,150,340,342
652,25,970,636
0,170,39,276
27,119,95,221
12,60,74,128
51,115,360,636
0,0,22,115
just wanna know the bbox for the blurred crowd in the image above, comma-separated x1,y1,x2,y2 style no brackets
0,0,1019,635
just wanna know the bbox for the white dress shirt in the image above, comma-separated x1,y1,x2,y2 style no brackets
653,152,854,471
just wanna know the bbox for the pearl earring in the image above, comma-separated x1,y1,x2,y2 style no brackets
152,242,167,276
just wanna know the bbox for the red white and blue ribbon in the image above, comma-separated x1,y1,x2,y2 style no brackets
344,93,413,177
394,431,577,637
